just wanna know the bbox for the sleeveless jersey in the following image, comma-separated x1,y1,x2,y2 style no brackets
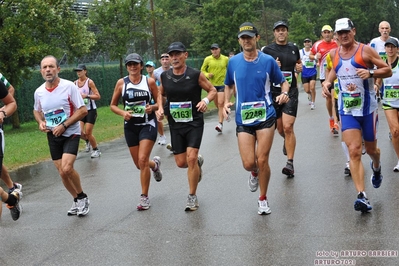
75,78,97,111
382,58,399,108
224,51,284,126
161,66,203,129
311,40,338,80
300,48,317,78
333,43,377,116
122,75,155,126
262,42,300,91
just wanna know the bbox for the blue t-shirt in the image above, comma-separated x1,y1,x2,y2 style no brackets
224,51,285,126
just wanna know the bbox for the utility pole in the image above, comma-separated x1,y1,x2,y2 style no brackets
150,0,158,60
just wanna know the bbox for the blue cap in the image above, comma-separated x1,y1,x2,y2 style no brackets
145,61,156,67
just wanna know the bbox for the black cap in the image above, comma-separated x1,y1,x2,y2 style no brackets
124,53,143,65
304,38,312,42
167,42,187,54
210,43,219,49
273,21,288,31
238,22,258,38
74,64,86,71
385,37,399,47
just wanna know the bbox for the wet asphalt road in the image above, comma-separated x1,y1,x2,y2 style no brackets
1,84,399,266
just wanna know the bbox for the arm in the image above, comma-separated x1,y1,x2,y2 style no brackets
200,58,213,79
356,45,392,79
110,79,132,121
147,78,159,114
84,79,101,101
155,83,165,122
0,93,17,124
197,72,217,112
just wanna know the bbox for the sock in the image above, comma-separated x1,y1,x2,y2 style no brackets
259,195,267,201
77,192,87,199
5,193,17,206
341,142,350,161
74,197,78,202
287,159,293,165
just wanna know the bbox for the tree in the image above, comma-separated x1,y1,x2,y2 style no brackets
0,0,95,128
192,0,263,56
89,0,152,77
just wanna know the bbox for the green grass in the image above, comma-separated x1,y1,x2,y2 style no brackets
4,92,218,170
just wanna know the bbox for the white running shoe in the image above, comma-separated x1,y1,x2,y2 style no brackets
310,103,315,110
258,199,271,215
91,149,101,158
152,156,163,182
77,197,90,216
215,123,223,133
137,195,151,210
393,162,399,172
158,135,167,145
85,142,91,152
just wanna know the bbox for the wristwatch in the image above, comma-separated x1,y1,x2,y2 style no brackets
0,110,7,118
369,69,374,78
281,91,289,96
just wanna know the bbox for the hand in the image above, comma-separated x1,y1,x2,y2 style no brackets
156,109,164,122
322,82,332,98
275,93,289,105
196,100,208,113
223,102,233,120
276,57,281,68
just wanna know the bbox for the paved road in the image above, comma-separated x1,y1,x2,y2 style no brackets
2,84,399,266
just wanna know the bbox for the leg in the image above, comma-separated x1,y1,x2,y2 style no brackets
343,129,364,192
384,109,399,169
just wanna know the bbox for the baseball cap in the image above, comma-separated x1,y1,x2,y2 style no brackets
385,37,399,47
145,61,156,67
304,38,312,42
167,42,187,54
238,22,258,38
74,64,86,71
334,18,354,32
321,25,333,32
210,43,219,49
124,53,143,65
273,21,288,31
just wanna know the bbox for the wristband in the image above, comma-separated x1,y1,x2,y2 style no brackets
61,122,68,129
202,97,209,105
0,110,7,118
281,91,289,96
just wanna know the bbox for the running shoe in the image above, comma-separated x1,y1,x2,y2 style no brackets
166,143,173,152
344,162,351,176
91,149,101,158
185,194,199,211
310,103,315,110
158,135,167,145
8,182,22,194
258,199,271,215
67,201,79,216
198,154,204,183
152,156,163,182
362,142,366,155
77,197,90,216
329,118,334,131
248,171,258,192
370,161,383,188
85,141,91,152
354,192,372,212
6,190,22,221
215,123,223,133
282,162,294,177
393,162,399,172
282,140,287,156
137,195,151,210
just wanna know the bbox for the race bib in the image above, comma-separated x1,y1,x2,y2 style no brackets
304,60,315,68
44,107,67,129
384,84,399,101
170,101,193,122
282,71,293,85
240,101,266,124
125,100,146,117
342,91,362,113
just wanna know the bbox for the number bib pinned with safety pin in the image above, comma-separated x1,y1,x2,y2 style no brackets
170,101,193,122
125,100,146,117
383,84,399,101
241,101,266,124
342,90,363,114
44,107,67,129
